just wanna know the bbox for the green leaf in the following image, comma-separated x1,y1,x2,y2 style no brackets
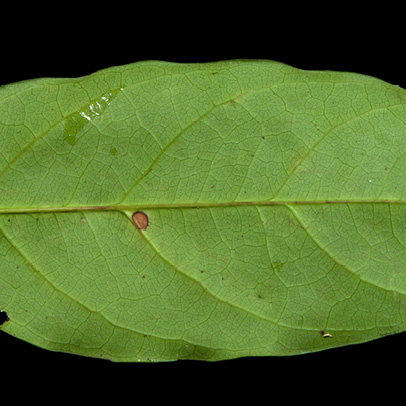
1,60,406,362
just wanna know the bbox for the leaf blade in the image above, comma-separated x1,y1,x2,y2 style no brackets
1,60,406,361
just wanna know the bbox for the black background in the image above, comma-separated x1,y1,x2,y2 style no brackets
1,5,404,400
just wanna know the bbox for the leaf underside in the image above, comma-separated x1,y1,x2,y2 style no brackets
1,60,406,362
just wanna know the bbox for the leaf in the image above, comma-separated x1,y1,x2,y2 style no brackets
1,60,406,362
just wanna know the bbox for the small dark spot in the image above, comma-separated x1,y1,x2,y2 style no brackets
141,275,146,279
80,217,87,224
0,310,10,325
272,262,284,272
132,211,149,230
381,331,396,337
261,136,265,139
200,270,204,274
258,295,262,299
385,167,388,171
8,218,10,222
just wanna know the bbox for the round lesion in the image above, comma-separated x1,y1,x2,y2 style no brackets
132,211,149,230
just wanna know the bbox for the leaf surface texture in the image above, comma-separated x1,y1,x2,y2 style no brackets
1,60,406,361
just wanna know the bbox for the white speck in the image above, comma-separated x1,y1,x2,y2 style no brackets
369,179,372,183
80,111,92,121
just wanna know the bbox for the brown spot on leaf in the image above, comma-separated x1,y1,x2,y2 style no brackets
132,211,149,230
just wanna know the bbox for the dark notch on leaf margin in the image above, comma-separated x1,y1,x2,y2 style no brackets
0,310,10,326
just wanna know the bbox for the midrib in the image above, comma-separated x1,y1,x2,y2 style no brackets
0,198,403,214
